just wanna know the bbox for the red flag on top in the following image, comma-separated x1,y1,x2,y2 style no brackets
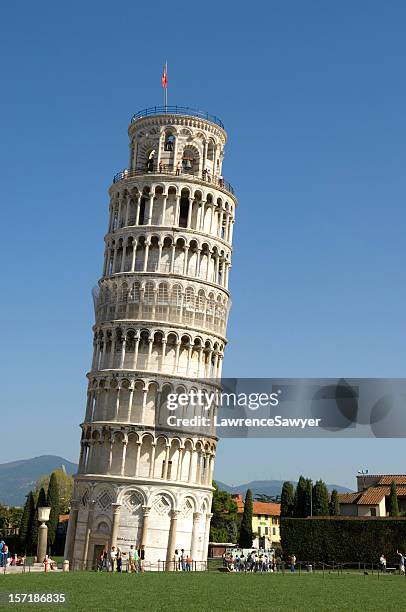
162,63,168,89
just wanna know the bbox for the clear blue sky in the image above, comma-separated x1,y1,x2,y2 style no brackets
1,1,406,489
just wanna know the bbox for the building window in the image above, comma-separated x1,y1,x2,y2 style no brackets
273,528,276,535
370,507,377,516
265,526,269,535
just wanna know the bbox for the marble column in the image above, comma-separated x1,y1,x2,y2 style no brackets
110,503,122,550
202,512,213,567
190,511,202,561
140,506,151,547
83,500,96,569
64,499,80,563
165,510,181,570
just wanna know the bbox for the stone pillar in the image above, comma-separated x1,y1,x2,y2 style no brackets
170,243,176,273
195,249,201,278
143,242,150,272
64,500,80,563
165,510,180,570
147,194,154,225
183,246,189,276
202,512,213,566
135,195,141,225
37,522,48,564
174,195,180,226
120,439,128,476
119,335,126,368
148,443,156,478
163,445,170,479
133,335,140,369
135,441,142,476
83,500,96,569
161,195,168,225
131,240,137,271
190,512,202,561
110,503,121,550
140,506,151,547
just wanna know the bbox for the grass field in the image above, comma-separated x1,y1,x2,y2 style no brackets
1,571,405,611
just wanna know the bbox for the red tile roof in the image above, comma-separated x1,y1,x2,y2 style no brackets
337,492,362,504
357,486,406,505
378,475,406,485
232,495,280,516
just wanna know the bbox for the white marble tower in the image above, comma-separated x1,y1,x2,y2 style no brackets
64,106,236,570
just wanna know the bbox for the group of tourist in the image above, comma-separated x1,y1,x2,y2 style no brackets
120,162,225,189
222,551,289,573
98,544,146,573
173,549,193,571
0,540,26,568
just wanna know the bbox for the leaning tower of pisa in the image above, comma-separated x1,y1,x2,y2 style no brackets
64,106,236,570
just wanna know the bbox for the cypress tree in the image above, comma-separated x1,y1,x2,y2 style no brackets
329,489,340,516
295,476,312,517
388,481,399,517
281,481,295,517
19,494,34,551
24,492,37,555
47,472,60,548
238,489,253,547
312,480,329,516
37,488,47,509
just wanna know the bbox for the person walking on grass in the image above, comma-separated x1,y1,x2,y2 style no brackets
116,548,122,573
110,546,117,572
138,544,145,572
397,550,405,575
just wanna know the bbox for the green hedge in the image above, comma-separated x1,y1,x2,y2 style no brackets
281,517,406,563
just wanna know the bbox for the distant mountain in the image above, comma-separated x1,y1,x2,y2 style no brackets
0,455,353,507
215,479,352,498
0,455,78,507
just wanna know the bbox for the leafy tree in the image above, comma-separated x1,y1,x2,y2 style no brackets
312,480,330,516
0,505,23,535
47,473,60,548
239,489,254,547
294,476,312,517
281,482,295,517
210,482,238,543
329,489,340,516
388,481,399,517
35,469,73,513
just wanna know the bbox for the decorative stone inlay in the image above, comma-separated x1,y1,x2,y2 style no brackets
123,492,143,514
152,495,171,516
97,490,113,510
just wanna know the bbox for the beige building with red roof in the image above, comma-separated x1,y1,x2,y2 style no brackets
232,494,281,547
338,475,406,517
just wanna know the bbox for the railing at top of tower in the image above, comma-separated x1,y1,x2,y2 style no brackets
113,167,235,195
131,106,225,130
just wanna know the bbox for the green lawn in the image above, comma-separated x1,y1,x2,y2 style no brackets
0,571,405,611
